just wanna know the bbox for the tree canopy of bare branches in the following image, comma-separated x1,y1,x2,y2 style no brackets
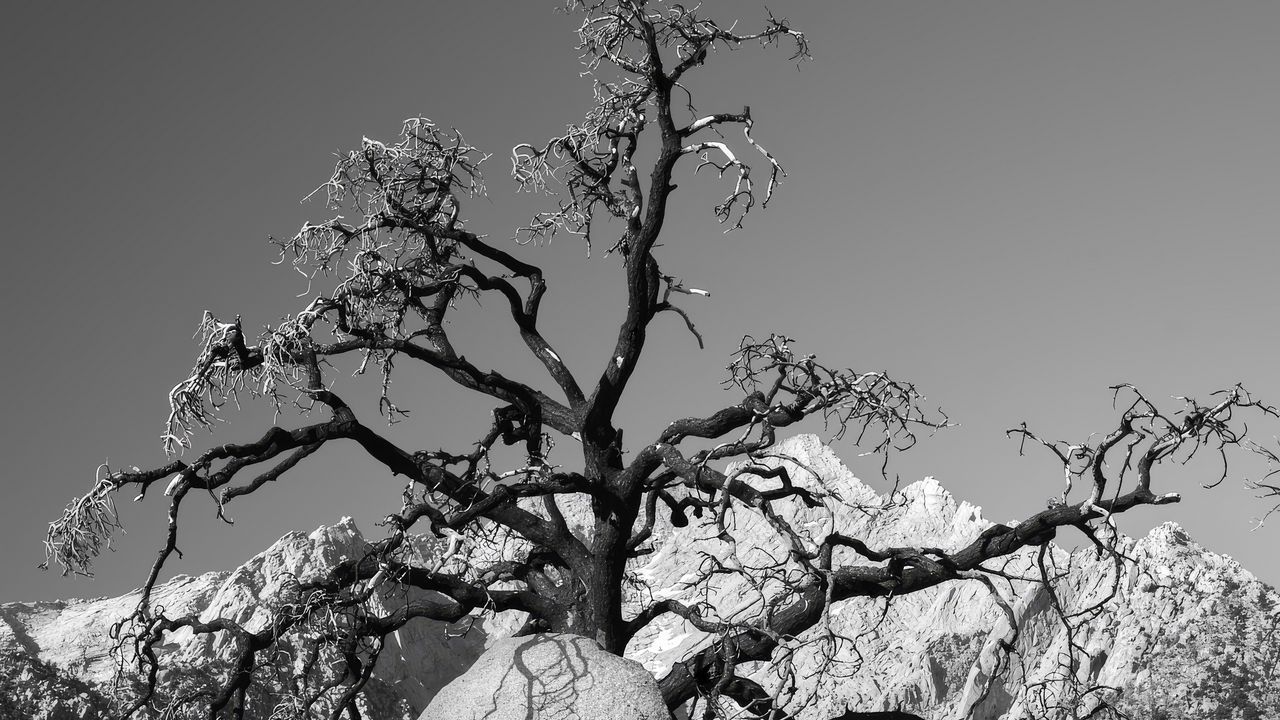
44,2,1280,719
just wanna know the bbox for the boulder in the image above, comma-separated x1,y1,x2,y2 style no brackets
420,633,669,720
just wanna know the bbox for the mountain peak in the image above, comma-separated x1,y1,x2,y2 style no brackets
5,435,1278,719
901,475,953,512
1145,520,1193,545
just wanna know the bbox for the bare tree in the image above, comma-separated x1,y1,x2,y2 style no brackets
42,2,1279,719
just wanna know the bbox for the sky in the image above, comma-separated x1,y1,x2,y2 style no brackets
4,1,1280,604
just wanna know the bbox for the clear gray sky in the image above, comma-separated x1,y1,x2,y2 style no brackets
4,1,1280,603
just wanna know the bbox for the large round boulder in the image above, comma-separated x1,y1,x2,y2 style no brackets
420,632,669,719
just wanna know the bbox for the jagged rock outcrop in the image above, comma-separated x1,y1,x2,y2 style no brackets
623,435,1020,717
421,633,669,720
1,518,487,719
0,650,110,720
625,435,1280,719
6,435,1278,719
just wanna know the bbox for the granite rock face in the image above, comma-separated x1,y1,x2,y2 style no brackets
6,435,1279,719
1,518,487,719
624,435,1280,720
0,650,111,720
421,633,669,720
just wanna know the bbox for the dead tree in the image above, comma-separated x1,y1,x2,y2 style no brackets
43,2,1279,718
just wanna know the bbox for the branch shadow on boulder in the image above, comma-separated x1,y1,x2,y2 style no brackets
420,633,669,720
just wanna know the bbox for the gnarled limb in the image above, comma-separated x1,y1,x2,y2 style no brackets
47,3,1279,718
653,385,1272,713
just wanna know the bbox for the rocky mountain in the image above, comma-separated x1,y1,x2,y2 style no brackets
0,520,486,720
5,434,1277,719
625,435,1280,720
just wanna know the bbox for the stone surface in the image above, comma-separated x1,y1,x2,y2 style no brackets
5,435,1280,719
0,650,110,720
624,435,1280,719
420,633,669,720
0,518,487,718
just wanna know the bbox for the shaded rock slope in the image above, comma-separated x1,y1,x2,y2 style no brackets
1,520,484,720
5,435,1277,719
625,435,1280,720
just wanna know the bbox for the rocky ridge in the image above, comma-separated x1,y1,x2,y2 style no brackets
4,434,1277,719
0,519,485,720
625,435,1280,719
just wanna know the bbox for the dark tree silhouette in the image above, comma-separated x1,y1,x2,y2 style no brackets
42,2,1279,719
